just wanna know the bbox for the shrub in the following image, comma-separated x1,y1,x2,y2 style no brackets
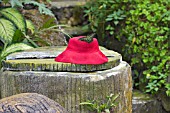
84,0,170,95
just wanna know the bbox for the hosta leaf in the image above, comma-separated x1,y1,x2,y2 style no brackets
0,43,33,60
26,19,35,34
12,29,24,43
0,18,15,44
0,8,26,33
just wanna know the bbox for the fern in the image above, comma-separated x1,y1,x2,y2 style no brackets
24,0,54,16
0,8,26,33
10,0,23,7
0,18,16,44
1,0,54,16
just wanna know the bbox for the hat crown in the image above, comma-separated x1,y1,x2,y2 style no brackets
67,36,99,53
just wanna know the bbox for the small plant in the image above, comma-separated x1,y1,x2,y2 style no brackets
80,94,119,113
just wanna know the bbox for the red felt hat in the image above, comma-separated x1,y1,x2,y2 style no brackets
55,36,108,64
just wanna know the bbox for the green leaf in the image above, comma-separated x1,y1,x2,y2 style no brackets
0,8,26,33
105,109,110,113
106,17,113,21
39,18,56,30
26,20,35,34
10,0,23,7
12,29,24,43
0,43,33,60
33,37,50,46
114,21,119,25
143,58,148,63
24,1,54,16
0,18,15,44
79,102,93,105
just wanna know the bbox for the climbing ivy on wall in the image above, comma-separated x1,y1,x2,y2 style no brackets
84,0,170,95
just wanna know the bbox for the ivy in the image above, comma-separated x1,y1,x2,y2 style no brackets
84,0,170,95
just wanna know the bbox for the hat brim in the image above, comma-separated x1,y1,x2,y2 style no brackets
55,49,108,65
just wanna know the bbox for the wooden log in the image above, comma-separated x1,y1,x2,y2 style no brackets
0,46,132,113
0,61,132,113
0,93,68,113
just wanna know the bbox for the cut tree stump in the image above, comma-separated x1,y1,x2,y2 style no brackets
0,46,132,113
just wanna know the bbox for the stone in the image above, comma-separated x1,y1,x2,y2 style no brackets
132,90,166,113
50,1,86,9
63,26,90,36
0,93,68,113
51,1,88,26
158,91,170,112
21,9,67,46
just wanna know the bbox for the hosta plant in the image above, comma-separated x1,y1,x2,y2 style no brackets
0,7,35,68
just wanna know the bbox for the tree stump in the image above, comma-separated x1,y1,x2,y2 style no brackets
0,46,132,113
0,93,68,113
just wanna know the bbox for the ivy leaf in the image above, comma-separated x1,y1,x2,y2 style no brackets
106,17,113,21
114,21,119,25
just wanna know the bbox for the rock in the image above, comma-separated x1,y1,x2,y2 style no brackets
63,26,90,36
22,9,67,46
158,91,170,112
132,90,166,113
51,2,88,26
0,46,132,113
0,93,68,113
50,1,86,9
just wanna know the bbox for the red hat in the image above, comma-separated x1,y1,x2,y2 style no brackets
55,36,108,64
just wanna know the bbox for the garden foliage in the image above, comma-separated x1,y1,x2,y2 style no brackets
84,0,170,95
80,94,119,113
0,0,55,68
0,0,54,16
0,7,34,67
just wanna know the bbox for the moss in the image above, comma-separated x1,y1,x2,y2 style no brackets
4,46,122,72
133,90,152,101
4,56,120,72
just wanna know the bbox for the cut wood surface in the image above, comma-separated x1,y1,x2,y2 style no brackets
3,46,121,72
